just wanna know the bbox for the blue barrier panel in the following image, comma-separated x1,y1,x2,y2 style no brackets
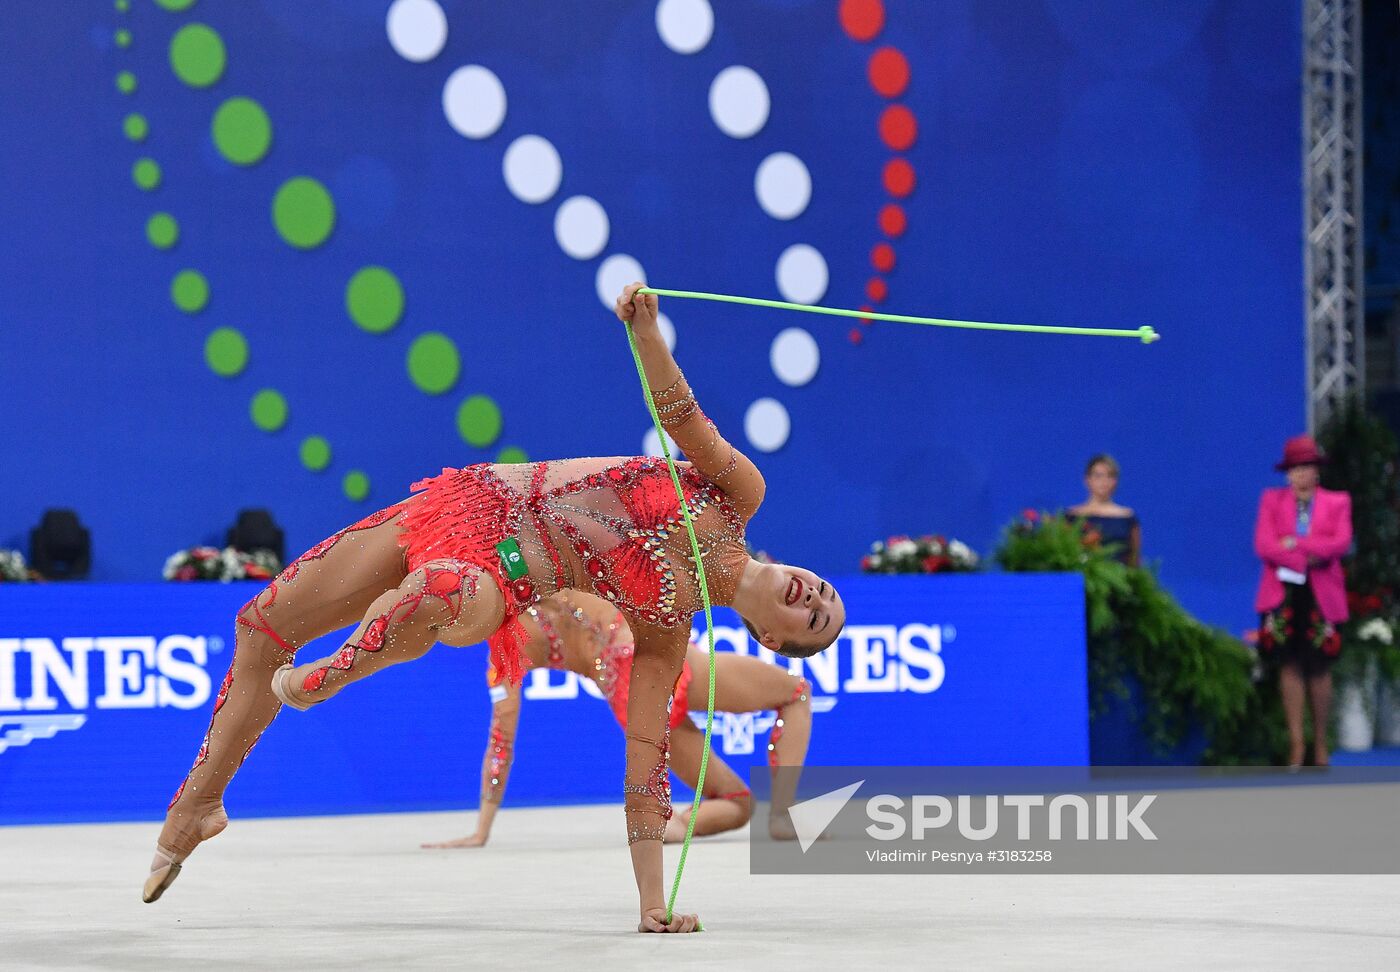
0,575,1086,824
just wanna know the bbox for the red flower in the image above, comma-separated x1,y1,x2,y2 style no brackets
1022,509,1040,524
861,556,874,570
175,565,198,581
245,565,271,580
1347,591,1363,613
1324,630,1342,656
1364,594,1384,613
1258,627,1275,650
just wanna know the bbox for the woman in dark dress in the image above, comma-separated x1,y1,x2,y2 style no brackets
1066,454,1140,567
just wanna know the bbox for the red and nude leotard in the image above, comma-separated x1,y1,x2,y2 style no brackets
394,455,749,685
521,599,693,731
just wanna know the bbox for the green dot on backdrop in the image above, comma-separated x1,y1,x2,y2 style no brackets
496,446,528,464
457,395,503,447
171,270,209,313
212,97,272,166
300,436,332,471
407,333,460,394
204,327,248,376
250,389,288,432
146,213,179,249
343,471,370,502
132,158,161,191
123,113,148,142
169,23,226,89
272,177,335,249
346,267,404,333
116,71,137,94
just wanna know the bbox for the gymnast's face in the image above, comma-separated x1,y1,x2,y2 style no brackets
750,565,845,658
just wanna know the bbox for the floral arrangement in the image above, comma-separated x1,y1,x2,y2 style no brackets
861,534,979,574
995,511,1279,764
0,549,32,582
163,546,281,583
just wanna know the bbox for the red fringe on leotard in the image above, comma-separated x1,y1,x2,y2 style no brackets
397,465,532,685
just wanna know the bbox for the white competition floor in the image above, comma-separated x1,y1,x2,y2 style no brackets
2,804,1398,970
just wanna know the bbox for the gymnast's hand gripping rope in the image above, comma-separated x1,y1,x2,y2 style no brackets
624,286,1158,928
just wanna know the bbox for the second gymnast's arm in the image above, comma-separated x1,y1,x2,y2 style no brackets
475,677,523,843
617,283,766,518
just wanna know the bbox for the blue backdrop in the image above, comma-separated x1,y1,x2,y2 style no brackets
0,574,1086,823
0,1,1301,634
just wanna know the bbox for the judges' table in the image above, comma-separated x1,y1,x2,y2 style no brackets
0,574,1086,824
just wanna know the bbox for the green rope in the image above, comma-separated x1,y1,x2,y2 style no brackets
622,320,716,930
638,287,1160,343
621,282,1153,929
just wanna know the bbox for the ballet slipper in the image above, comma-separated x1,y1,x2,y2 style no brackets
142,805,228,903
271,663,317,711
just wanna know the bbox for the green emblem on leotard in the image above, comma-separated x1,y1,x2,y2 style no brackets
495,538,528,580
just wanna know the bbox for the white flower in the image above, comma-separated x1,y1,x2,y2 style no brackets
891,540,918,558
162,550,187,580
949,540,974,563
1358,618,1393,645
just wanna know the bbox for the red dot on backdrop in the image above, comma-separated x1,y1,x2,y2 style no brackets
859,304,875,325
848,327,864,345
839,0,885,41
879,204,907,237
882,159,916,198
867,47,909,98
866,278,888,303
878,105,917,151
871,242,896,273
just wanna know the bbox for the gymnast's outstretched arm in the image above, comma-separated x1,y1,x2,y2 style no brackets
624,630,701,933
615,282,766,519
422,675,521,849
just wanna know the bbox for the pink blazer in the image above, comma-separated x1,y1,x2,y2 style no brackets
1253,486,1352,621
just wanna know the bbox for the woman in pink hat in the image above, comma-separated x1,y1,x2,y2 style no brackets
1254,435,1353,767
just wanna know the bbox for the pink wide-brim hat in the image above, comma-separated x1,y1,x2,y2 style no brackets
1275,434,1328,471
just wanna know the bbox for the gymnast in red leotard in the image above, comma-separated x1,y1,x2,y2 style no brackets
142,283,845,934
421,591,813,850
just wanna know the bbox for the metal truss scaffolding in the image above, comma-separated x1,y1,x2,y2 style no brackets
1304,0,1365,431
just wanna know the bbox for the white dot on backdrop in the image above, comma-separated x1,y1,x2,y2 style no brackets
656,312,676,352
745,398,790,452
709,66,770,139
656,0,714,54
596,254,646,308
554,196,610,260
755,152,811,220
442,65,506,139
643,427,683,458
775,244,828,304
503,135,562,204
387,0,447,63
770,327,820,386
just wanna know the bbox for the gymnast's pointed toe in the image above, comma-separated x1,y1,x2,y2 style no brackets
142,847,183,903
272,663,316,711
